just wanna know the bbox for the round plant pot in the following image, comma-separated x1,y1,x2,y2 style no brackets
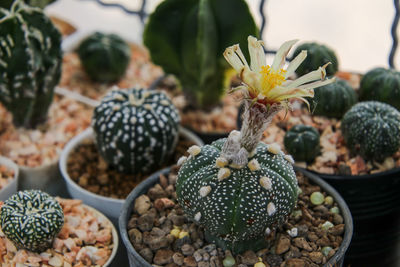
119,166,353,267
307,168,400,266
185,126,229,144
0,156,19,201
59,127,203,223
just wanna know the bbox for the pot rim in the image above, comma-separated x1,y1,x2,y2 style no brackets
119,166,353,267
0,156,19,193
59,127,203,205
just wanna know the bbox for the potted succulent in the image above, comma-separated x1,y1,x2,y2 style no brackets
0,0,57,9
0,0,91,196
143,0,259,143
59,87,203,222
119,37,353,266
0,190,118,266
0,157,18,201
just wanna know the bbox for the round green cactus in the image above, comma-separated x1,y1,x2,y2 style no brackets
92,88,180,174
77,32,131,83
292,42,338,77
0,190,64,253
311,79,357,119
176,135,297,253
1,0,56,9
359,67,400,110
0,1,62,128
341,101,400,162
284,125,320,163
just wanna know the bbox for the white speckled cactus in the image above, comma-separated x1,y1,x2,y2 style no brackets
176,36,334,253
0,0,62,128
92,87,180,174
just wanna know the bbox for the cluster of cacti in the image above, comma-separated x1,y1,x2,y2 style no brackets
359,67,400,110
177,36,333,253
292,42,338,77
311,79,357,119
0,0,62,129
341,101,400,162
0,190,64,253
92,87,180,174
0,0,56,9
77,32,131,83
284,125,320,163
144,0,258,108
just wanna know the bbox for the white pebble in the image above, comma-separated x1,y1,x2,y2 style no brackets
215,157,228,168
217,168,231,181
194,212,201,222
177,156,188,166
259,177,272,190
199,186,211,197
287,228,298,237
267,202,276,216
267,143,281,154
248,159,260,171
187,145,201,156
284,155,295,164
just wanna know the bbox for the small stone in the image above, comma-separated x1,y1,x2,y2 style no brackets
170,228,180,238
198,262,210,267
138,213,155,232
259,177,272,190
240,250,258,265
128,228,142,244
188,145,201,156
203,244,216,253
177,156,187,166
222,255,235,267
285,258,306,267
181,244,195,256
321,221,334,231
184,256,197,267
169,214,185,226
179,231,189,239
215,157,228,168
218,168,231,181
309,251,324,264
275,235,290,254
267,202,276,215
265,254,282,266
148,184,168,200
329,224,345,236
173,235,191,251
139,248,154,263
307,232,319,242
199,186,212,197
310,192,324,205
134,195,151,215
254,262,267,267
324,196,334,206
193,250,203,262
248,159,261,171
210,255,222,267
321,246,333,256
172,252,184,265
330,207,340,214
154,249,174,265
293,237,312,251
287,228,298,237
333,213,344,224
154,198,175,211
48,255,63,267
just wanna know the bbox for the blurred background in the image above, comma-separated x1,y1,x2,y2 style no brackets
47,0,398,72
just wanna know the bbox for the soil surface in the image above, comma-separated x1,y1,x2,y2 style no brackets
0,165,14,190
127,167,346,267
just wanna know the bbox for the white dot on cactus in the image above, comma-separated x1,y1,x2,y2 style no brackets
284,155,295,164
259,177,272,190
248,159,260,172
187,145,201,157
217,168,231,181
267,143,281,154
177,156,187,166
194,212,201,222
215,157,228,168
267,202,276,216
130,117,137,124
199,186,211,197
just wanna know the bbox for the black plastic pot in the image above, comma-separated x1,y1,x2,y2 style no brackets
119,167,353,267
306,168,400,267
184,126,229,144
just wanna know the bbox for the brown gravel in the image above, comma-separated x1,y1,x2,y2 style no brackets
0,165,14,190
127,167,346,267
0,96,92,168
66,136,197,199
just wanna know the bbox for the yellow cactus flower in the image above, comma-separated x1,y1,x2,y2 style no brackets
223,36,334,108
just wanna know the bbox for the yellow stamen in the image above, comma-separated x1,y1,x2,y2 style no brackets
260,66,287,97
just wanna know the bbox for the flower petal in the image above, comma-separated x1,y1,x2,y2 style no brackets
297,77,336,90
224,44,249,72
284,50,307,78
271,39,298,71
248,36,266,72
286,65,328,89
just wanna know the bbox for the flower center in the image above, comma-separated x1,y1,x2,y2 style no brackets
260,65,286,95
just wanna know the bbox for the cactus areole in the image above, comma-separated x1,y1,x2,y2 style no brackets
0,190,64,253
176,36,334,253
0,1,62,129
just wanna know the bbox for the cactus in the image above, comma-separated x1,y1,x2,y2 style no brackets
359,67,400,110
341,101,400,162
1,0,56,9
0,190,64,253
144,0,258,108
77,32,131,83
311,79,357,119
92,88,180,174
284,125,320,163
0,1,62,129
176,37,333,253
292,42,338,77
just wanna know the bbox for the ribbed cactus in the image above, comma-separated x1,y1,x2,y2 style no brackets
311,79,357,119
176,37,333,253
359,67,400,110
341,101,400,162
292,42,338,77
0,190,64,253
284,125,320,163
0,1,62,129
92,88,180,174
77,32,131,83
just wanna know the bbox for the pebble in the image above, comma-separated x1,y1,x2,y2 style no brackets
309,251,324,264
138,213,155,232
321,246,333,256
198,262,211,267
329,224,345,236
139,248,153,263
148,184,168,200
193,250,203,262
240,250,258,265
184,256,197,267
266,254,282,266
333,213,344,224
285,258,307,267
222,255,235,267
128,228,142,244
275,235,291,254
293,237,312,251
310,192,325,205
169,214,186,226
153,249,174,265
172,252,184,265
181,244,195,256
134,195,151,215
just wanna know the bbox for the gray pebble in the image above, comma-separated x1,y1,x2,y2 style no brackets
138,213,155,232
193,250,203,262
181,244,195,256
128,228,142,244
198,262,210,267
139,247,153,263
172,252,184,266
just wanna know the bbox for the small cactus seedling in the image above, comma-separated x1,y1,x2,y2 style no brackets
0,0,62,129
284,125,320,163
292,42,338,77
77,32,131,83
0,190,64,253
92,87,180,174
341,101,400,162
359,67,400,110
176,36,333,253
